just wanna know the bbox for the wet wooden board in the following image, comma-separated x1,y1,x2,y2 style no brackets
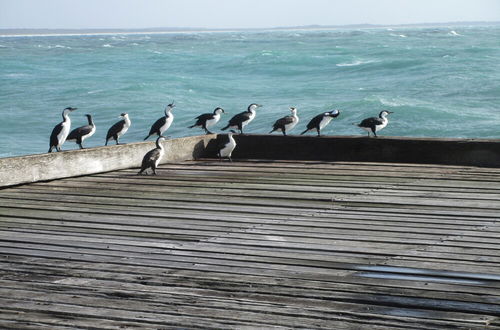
0,160,499,329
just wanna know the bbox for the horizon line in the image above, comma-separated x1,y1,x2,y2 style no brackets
1,20,499,36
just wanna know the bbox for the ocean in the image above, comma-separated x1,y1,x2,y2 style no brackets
1,25,499,157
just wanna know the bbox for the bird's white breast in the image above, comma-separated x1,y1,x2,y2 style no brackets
155,148,165,168
375,118,388,131
319,116,333,130
57,120,71,146
82,125,96,141
284,115,299,131
206,114,220,128
160,115,174,134
241,111,256,127
118,118,131,137
220,136,236,157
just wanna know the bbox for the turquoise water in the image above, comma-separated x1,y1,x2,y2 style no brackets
1,25,499,157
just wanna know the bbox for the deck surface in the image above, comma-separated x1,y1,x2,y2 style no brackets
0,159,499,329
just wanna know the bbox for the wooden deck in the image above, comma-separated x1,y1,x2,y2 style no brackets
0,159,499,329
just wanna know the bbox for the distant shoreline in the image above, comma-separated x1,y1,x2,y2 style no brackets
1,21,499,37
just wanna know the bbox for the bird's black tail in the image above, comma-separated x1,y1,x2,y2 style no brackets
221,124,229,131
300,129,308,135
188,124,196,129
143,135,150,141
48,146,53,153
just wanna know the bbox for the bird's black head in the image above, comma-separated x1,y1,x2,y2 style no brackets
85,114,92,118
214,107,225,114
64,107,77,111
247,103,262,111
379,110,393,118
120,112,128,117
327,109,340,118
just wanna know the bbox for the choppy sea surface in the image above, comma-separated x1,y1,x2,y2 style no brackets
0,25,499,157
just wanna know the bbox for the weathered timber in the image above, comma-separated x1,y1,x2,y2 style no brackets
0,159,499,329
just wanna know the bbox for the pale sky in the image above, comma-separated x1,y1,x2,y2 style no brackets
1,0,499,29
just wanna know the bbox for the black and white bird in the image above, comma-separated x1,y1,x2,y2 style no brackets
218,131,237,162
358,110,393,137
188,107,224,134
138,136,166,175
221,103,262,134
105,113,131,145
269,107,299,136
301,109,340,136
144,103,175,140
66,114,96,149
48,107,77,153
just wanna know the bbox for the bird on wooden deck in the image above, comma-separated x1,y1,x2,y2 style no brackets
221,103,262,134
358,110,393,137
301,109,340,136
269,107,299,136
144,102,175,140
217,131,237,162
66,114,96,149
105,113,131,145
48,107,77,153
188,107,224,134
138,136,166,175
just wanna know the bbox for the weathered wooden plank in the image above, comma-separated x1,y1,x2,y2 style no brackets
3,256,499,299
0,284,495,329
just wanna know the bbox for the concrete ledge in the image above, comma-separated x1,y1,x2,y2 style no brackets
0,135,214,187
2,134,499,187
207,134,500,168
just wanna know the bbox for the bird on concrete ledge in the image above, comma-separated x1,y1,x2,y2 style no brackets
48,107,77,153
67,114,96,149
144,102,175,140
269,107,299,136
301,109,340,136
358,110,393,137
188,107,225,134
105,112,131,145
221,103,262,134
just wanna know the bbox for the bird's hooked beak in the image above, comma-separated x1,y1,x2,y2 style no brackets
68,107,77,111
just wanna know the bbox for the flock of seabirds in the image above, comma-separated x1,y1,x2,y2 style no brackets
48,103,393,175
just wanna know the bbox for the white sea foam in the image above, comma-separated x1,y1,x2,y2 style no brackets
87,89,104,94
102,44,113,48
390,33,407,38
4,73,28,78
449,30,463,36
336,60,374,67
